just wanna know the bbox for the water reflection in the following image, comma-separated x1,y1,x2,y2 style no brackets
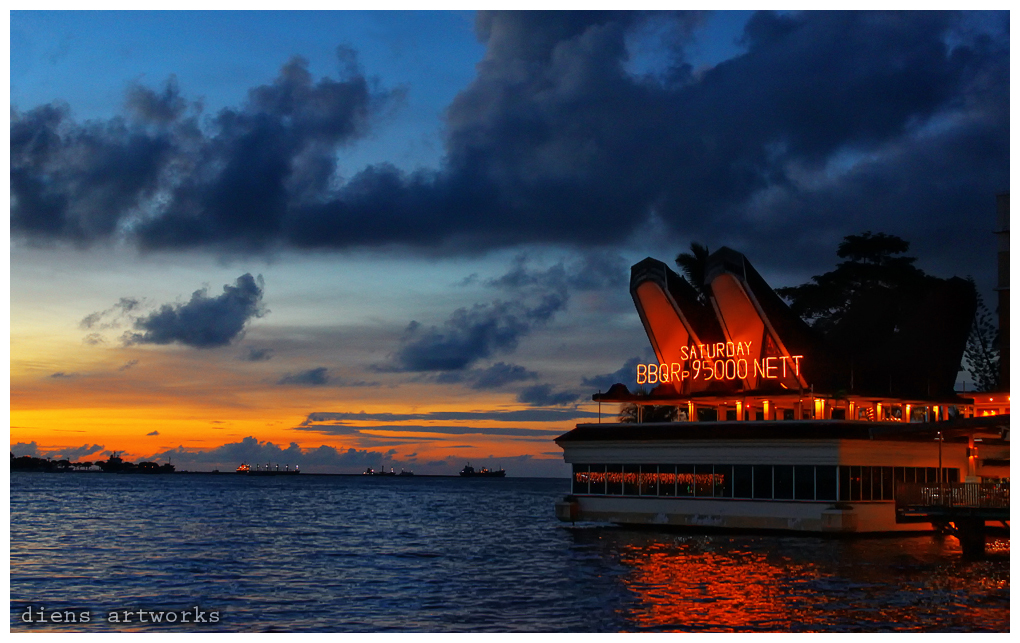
619,538,812,630
572,528,1010,632
10,474,1009,632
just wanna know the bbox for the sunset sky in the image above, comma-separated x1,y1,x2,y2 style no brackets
9,10,1009,475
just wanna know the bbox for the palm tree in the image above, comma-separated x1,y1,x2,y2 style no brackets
619,403,679,423
675,242,711,303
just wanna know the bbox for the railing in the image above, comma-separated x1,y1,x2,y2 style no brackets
895,482,1010,509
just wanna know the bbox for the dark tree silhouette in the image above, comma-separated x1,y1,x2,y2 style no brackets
776,232,927,339
619,403,678,423
675,242,711,303
964,287,1000,391
777,231,976,398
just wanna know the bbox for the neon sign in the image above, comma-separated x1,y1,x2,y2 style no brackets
636,341,803,385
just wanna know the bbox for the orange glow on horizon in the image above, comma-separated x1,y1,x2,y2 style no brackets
11,349,574,470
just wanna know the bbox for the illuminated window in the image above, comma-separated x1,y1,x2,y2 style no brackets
657,465,677,497
883,405,903,421
607,465,623,495
573,463,955,501
638,465,658,496
623,465,640,495
676,465,694,496
591,465,603,496
572,464,589,494
694,465,714,497
713,465,733,498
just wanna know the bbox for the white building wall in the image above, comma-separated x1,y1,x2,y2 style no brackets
561,439,969,470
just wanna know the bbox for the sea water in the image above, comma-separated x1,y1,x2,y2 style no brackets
9,472,1009,632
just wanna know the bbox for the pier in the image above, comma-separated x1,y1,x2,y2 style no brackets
895,481,1010,557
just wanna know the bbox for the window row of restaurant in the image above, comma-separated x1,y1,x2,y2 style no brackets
571,464,959,502
672,402,945,422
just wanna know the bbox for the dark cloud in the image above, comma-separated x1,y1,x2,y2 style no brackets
11,441,40,457
240,347,274,362
277,366,330,386
428,361,538,388
486,252,627,293
389,254,622,373
49,371,79,379
38,444,106,461
146,430,160,436
295,423,564,438
390,297,565,372
581,356,642,392
12,48,401,252
124,274,265,349
471,362,539,389
11,12,1005,287
80,297,141,330
11,100,175,244
303,408,600,424
125,75,189,124
342,435,446,448
516,384,581,407
147,436,386,470
118,359,139,371
333,378,382,388
276,367,381,387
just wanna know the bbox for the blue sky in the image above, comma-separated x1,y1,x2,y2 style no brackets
11,10,755,172
11,11,485,173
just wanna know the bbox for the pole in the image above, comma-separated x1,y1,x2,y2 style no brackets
598,391,601,423
938,430,943,500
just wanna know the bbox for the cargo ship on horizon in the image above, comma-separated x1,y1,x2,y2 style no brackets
237,463,299,476
460,463,506,478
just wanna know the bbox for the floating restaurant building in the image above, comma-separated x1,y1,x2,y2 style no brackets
555,247,1009,534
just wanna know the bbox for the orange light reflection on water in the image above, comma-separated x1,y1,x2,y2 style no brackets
617,540,817,631
611,535,1010,632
